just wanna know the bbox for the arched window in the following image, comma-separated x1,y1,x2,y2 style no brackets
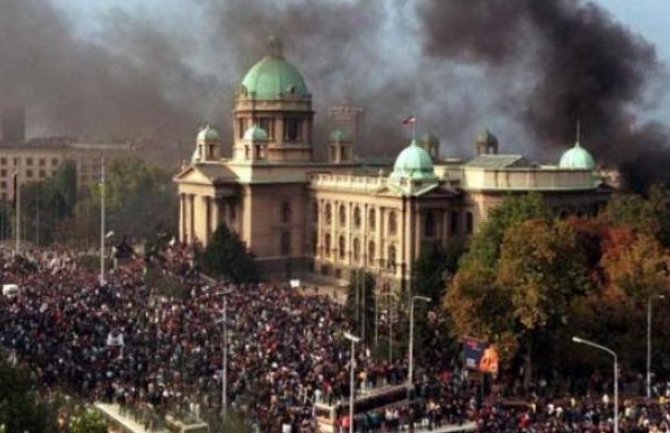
353,238,360,262
281,201,291,224
280,231,291,255
339,204,347,226
353,206,361,229
388,244,397,269
312,201,319,222
465,211,474,234
368,241,376,265
311,230,317,255
325,233,332,257
389,211,398,236
424,211,436,238
338,235,346,260
369,208,376,231
325,203,332,225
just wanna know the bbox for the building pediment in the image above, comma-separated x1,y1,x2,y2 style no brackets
173,163,238,186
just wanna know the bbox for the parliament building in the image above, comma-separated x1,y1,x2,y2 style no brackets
174,39,611,289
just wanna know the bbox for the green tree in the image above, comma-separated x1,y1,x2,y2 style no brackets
412,240,463,305
467,192,551,268
199,224,257,283
601,185,670,247
20,160,77,245
0,358,58,433
85,158,178,242
69,407,108,433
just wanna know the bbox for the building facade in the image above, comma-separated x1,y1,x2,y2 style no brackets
174,39,611,288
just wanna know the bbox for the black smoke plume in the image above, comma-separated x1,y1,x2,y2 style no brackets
417,0,669,191
0,0,220,160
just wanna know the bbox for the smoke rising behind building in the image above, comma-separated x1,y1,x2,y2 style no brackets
2,0,669,189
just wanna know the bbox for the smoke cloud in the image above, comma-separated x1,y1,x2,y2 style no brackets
417,0,670,190
1,0,668,189
0,0,219,155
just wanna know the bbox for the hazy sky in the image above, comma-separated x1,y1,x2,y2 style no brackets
39,0,670,158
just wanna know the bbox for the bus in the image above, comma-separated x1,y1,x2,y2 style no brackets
313,384,409,433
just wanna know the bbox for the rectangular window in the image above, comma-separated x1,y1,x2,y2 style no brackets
0,158,6,165
51,158,59,166
0,170,5,177
283,118,302,141
39,158,46,166
26,169,33,178
26,158,33,166
238,118,245,139
39,170,46,178
0,181,6,188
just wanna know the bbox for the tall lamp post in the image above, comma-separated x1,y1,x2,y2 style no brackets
408,295,431,388
199,290,233,420
647,294,665,398
99,157,106,285
572,336,618,433
344,331,361,433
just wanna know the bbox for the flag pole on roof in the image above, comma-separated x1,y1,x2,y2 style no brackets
402,115,417,141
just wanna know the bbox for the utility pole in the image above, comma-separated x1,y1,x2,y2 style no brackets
99,157,106,285
15,165,21,256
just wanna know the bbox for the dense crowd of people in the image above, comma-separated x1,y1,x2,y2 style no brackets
1,245,670,433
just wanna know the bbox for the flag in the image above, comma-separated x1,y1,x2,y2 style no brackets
402,116,416,126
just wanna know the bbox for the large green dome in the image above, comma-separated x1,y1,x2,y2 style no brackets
559,141,596,170
391,139,437,180
240,46,309,101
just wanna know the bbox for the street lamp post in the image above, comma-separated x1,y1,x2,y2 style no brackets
344,332,361,433
199,290,233,420
572,336,618,433
99,157,106,285
408,295,431,388
647,294,665,398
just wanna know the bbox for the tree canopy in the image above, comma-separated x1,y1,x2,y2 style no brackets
0,357,58,433
199,224,257,284
444,188,670,385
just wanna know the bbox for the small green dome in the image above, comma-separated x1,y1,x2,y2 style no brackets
559,141,596,170
197,124,219,142
329,129,352,142
243,125,268,141
239,39,309,101
391,139,437,180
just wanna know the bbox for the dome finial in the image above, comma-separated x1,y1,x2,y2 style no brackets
575,119,581,146
267,35,283,58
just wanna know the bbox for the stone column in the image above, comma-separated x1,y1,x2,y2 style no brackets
179,193,186,243
211,197,220,235
375,207,383,271
189,194,195,244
